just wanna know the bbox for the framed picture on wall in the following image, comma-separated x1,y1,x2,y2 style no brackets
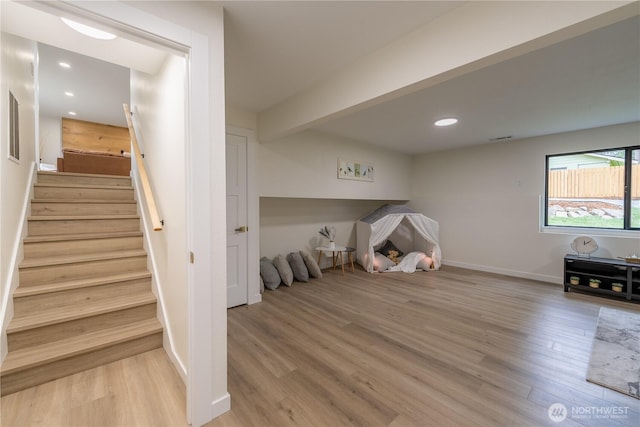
338,158,374,182
9,91,19,161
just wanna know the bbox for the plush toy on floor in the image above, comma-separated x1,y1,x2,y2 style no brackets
387,249,400,264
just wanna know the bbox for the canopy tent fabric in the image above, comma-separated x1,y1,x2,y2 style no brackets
356,204,442,273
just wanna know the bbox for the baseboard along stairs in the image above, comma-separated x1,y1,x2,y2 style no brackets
0,171,162,396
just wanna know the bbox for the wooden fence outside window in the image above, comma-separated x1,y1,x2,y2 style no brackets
548,165,640,199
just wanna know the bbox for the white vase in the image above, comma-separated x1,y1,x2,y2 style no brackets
329,241,335,249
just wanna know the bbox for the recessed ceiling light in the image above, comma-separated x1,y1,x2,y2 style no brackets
434,118,458,127
64,91,74,97
68,111,77,116
61,17,117,40
58,62,71,69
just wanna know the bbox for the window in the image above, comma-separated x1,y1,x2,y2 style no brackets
632,148,640,229
9,91,19,161
545,147,639,230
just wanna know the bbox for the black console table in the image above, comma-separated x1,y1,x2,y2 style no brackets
564,254,639,302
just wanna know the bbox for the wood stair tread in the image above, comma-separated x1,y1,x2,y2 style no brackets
7,291,157,333
32,198,137,204
28,214,139,221
1,318,162,375
3,171,162,395
34,183,133,190
20,249,147,268
24,231,143,243
13,270,151,298
38,171,132,180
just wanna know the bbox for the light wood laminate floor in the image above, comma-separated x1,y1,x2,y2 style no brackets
3,266,640,426
0,348,186,427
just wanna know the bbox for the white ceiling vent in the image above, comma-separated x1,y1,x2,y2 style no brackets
489,136,513,142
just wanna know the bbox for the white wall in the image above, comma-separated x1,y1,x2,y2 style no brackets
131,54,187,375
259,130,412,200
226,106,257,131
260,198,398,269
125,1,229,423
256,130,411,264
410,122,640,283
38,114,61,166
0,32,37,360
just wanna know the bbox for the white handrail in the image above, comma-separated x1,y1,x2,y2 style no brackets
123,104,163,231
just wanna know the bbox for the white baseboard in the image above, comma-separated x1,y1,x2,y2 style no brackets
210,392,231,421
131,167,187,384
442,259,563,285
248,290,262,305
163,334,187,384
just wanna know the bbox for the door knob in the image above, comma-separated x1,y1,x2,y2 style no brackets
235,226,248,233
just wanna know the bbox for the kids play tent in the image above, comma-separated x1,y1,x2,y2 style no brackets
356,204,442,273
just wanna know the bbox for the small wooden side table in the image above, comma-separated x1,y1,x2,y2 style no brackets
343,247,355,273
316,245,355,275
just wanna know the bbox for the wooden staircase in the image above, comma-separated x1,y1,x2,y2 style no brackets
0,171,162,396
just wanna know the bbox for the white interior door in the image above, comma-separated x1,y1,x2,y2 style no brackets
226,133,248,308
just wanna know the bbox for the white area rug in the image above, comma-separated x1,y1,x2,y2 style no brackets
586,307,640,399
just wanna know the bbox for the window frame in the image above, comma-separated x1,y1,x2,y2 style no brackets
544,145,640,232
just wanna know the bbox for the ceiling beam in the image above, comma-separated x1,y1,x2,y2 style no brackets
257,1,638,143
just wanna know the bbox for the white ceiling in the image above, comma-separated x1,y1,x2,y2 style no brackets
0,1,168,74
1,0,166,128
38,43,130,127
220,1,640,154
2,1,639,154
222,1,465,112
313,15,640,153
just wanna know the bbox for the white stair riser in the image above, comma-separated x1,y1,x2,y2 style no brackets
30,202,137,216
37,173,131,187
0,332,162,396
8,303,157,352
13,278,152,314
34,186,134,201
19,256,148,287
28,218,140,236
24,236,143,258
